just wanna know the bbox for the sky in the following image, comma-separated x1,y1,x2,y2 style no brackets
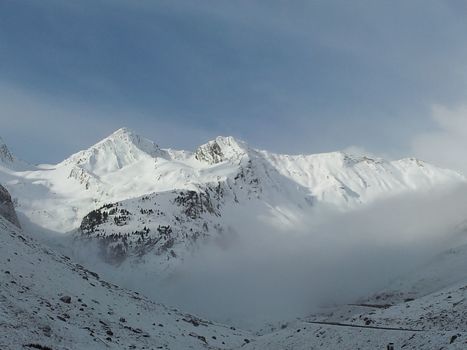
2,0,467,170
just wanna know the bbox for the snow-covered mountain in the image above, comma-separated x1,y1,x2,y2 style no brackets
0,128,464,271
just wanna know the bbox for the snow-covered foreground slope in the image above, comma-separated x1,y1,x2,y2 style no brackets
245,320,466,349
0,214,252,349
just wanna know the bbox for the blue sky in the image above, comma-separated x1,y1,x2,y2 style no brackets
2,0,467,167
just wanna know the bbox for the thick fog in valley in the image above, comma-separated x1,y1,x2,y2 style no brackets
69,182,467,329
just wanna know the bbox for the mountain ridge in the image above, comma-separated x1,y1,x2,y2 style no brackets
0,128,464,270
0,128,463,223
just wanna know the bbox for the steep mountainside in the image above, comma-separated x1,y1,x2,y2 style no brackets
0,185,251,349
78,187,226,270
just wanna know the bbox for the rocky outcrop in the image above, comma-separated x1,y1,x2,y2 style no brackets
0,137,14,163
194,140,225,164
0,185,20,228
194,136,247,164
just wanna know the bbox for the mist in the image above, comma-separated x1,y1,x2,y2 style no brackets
69,182,467,330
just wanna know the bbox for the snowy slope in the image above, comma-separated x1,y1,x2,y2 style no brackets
243,319,466,349
0,206,252,349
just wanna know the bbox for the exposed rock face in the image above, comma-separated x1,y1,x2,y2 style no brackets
0,137,14,163
194,136,247,164
0,185,20,228
195,140,224,164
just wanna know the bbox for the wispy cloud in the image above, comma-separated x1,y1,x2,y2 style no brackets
412,104,467,174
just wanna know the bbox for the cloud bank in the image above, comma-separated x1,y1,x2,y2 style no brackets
70,183,467,329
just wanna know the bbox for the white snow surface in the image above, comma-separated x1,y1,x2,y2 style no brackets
0,127,463,233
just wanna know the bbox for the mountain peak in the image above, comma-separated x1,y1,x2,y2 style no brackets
63,128,166,174
194,136,248,164
0,137,14,163
105,127,147,145
108,127,135,138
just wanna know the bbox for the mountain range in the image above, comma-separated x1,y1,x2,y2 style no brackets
0,128,464,272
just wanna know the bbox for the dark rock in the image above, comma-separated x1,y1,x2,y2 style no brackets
0,184,21,228
41,325,52,337
189,332,207,344
194,140,224,164
59,296,72,304
182,316,201,327
24,344,53,350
